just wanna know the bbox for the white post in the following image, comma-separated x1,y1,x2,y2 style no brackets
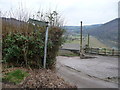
43,25,49,68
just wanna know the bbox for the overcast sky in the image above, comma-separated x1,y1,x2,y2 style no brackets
0,0,119,26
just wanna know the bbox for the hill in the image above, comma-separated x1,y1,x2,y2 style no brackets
63,24,102,35
63,35,109,50
87,18,119,49
63,18,119,49
2,17,34,34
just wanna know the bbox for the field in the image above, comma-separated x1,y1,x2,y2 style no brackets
62,35,110,50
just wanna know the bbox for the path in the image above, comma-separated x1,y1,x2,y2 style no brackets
56,55,118,88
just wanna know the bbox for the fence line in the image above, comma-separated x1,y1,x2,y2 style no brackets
85,48,120,56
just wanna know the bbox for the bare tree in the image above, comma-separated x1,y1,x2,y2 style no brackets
46,11,65,27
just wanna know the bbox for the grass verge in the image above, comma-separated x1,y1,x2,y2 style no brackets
3,69,29,84
58,50,79,57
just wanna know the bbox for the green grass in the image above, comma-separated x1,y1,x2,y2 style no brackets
66,35,110,49
58,50,79,57
61,53,79,57
4,69,29,84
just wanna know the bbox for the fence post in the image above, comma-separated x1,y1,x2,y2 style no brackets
91,48,92,54
104,48,106,55
112,49,114,56
88,34,90,48
97,48,99,55
118,50,120,56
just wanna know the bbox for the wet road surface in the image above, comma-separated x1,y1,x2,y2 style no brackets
56,55,118,88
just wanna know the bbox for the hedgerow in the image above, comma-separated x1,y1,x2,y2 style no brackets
3,26,64,69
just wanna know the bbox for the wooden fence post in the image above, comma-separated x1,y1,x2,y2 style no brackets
112,49,114,56
90,48,92,54
97,48,99,55
104,48,106,55
88,34,90,48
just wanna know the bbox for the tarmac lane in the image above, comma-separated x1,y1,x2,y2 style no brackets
56,56,118,88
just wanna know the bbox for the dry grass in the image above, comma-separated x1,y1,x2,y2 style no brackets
2,18,40,35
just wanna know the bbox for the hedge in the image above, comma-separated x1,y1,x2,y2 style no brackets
2,26,64,69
